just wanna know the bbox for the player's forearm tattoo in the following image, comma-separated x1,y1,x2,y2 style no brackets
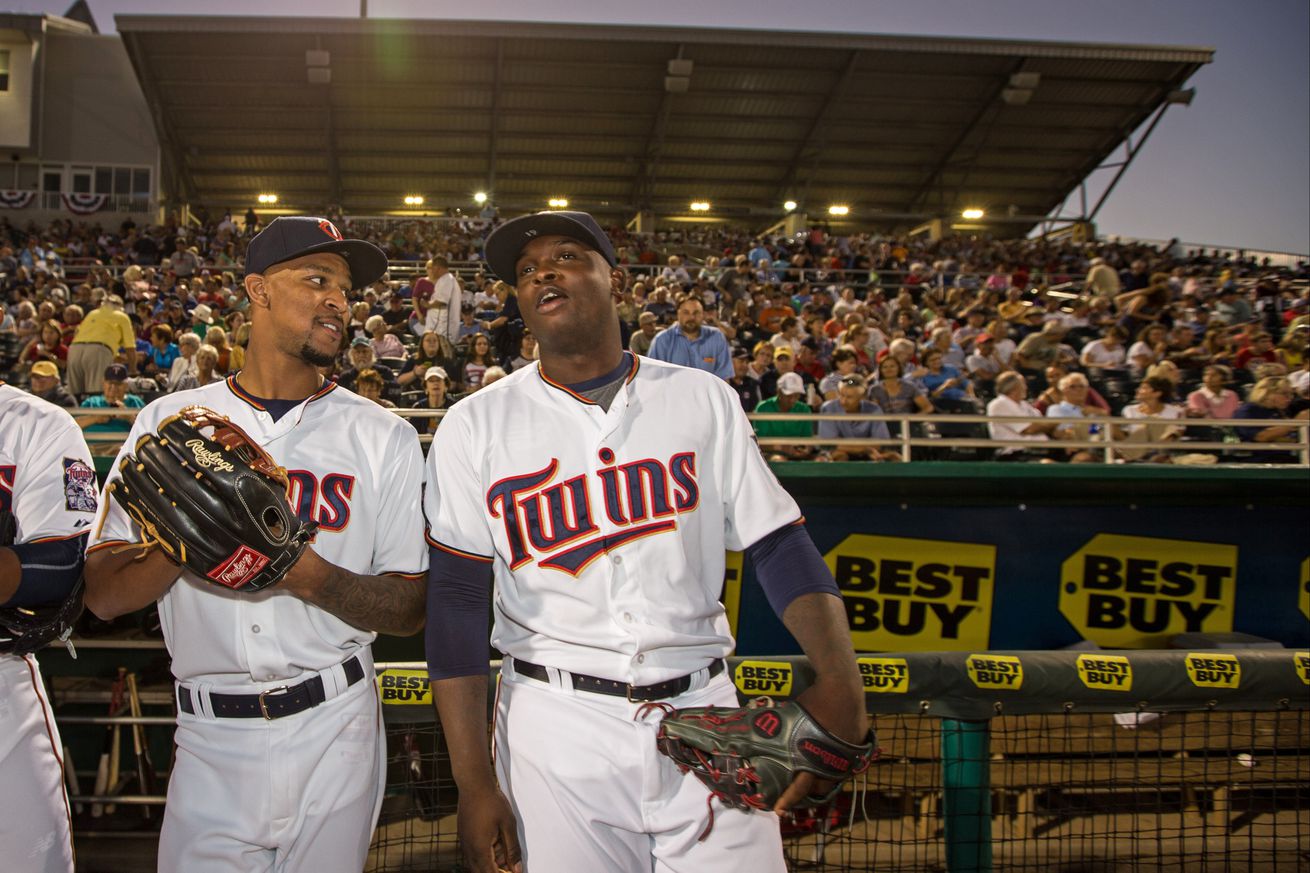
299,565,426,636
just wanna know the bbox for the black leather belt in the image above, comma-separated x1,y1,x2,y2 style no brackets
177,654,366,720
513,658,724,702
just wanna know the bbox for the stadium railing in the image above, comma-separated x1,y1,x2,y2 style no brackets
62,408,1310,467
366,650,1310,873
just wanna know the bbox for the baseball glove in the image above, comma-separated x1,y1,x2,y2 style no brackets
107,405,316,593
650,697,876,838
0,577,85,656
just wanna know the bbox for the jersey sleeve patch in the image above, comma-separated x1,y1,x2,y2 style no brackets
63,458,99,513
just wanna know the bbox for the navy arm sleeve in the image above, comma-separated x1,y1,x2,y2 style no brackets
425,545,495,680
2,534,87,608
745,522,842,618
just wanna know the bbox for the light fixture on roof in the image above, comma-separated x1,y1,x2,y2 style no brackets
783,200,798,212
665,58,693,93
961,207,985,220
473,191,488,205
404,195,424,206
257,193,278,205
827,204,850,216
1001,71,1040,106
689,201,710,212
1166,88,1196,105
548,198,569,208
306,49,330,85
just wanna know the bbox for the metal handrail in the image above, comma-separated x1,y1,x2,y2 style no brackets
62,407,1310,464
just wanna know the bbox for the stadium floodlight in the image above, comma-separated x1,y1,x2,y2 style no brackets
548,197,569,208
403,195,424,206
473,191,488,205
961,207,985,220
827,204,850,216
783,200,798,212
257,193,278,205
689,201,711,212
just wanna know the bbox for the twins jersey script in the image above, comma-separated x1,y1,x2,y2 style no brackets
88,377,427,872
1,383,98,873
424,355,799,682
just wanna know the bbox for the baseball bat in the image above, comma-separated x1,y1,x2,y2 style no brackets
64,744,84,817
91,667,127,818
126,673,157,820
106,668,127,815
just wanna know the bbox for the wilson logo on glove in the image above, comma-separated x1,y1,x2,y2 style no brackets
752,711,782,738
798,739,852,773
209,545,272,589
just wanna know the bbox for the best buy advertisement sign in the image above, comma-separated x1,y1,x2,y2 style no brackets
825,534,996,651
1060,534,1237,648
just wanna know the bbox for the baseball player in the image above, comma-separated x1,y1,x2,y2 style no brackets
84,217,429,872
424,211,867,873
1,382,98,873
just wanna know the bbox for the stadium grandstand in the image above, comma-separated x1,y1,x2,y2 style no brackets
1,8,1307,873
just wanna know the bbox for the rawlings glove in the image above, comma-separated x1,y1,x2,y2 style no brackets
107,406,316,593
650,697,876,838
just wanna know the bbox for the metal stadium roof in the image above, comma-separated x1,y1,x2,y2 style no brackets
116,16,1212,231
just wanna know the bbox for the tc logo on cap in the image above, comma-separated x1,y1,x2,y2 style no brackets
318,220,343,241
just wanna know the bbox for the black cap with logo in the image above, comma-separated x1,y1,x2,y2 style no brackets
244,217,387,290
483,211,616,282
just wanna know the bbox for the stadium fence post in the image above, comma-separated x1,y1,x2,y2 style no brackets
941,718,993,873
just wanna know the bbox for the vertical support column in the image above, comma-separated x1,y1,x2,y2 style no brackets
941,718,992,873
628,210,656,234
783,212,808,236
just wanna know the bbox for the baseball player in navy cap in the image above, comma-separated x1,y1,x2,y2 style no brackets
425,211,867,872
86,216,428,872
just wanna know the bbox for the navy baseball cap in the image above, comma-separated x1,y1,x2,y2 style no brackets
483,211,616,282
244,216,387,290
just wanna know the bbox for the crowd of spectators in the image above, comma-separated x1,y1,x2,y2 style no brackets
3,212,1308,462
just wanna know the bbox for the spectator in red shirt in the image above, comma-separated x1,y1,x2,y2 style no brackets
1234,332,1278,374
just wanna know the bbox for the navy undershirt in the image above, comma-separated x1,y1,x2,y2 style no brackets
243,394,303,422
564,352,634,412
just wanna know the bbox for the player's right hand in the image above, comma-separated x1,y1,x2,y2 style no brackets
457,785,523,873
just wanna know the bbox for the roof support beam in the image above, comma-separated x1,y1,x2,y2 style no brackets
487,39,503,194
630,44,685,210
323,91,341,207
1086,100,1172,220
774,50,860,204
905,60,1025,215
122,32,196,206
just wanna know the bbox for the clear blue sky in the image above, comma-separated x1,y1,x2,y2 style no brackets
16,0,1310,254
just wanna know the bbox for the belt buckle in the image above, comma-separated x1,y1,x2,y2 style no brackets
258,685,290,720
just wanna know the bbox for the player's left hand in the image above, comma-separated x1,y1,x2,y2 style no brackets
775,680,870,813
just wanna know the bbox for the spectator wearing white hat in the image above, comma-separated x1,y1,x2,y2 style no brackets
410,366,457,436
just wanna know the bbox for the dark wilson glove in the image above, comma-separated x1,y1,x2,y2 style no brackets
650,697,876,838
1,510,85,656
107,406,316,592
0,577,85,656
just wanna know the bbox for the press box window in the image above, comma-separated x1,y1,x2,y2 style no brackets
0,50,10,92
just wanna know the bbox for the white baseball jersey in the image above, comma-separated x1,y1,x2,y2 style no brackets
422,272,462,344
2,383,98,873
424,355,800,683
88,376,428,683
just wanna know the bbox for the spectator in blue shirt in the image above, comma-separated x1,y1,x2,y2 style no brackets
817,375,900,461
646,296,733,379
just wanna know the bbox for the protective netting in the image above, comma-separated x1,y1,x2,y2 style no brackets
366,708,1309,872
